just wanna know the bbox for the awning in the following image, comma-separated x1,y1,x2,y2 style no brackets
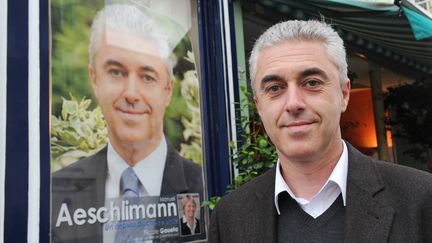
240,0,432,79
400,0,432,40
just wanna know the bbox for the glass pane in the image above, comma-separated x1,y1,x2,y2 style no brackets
50,0,208,242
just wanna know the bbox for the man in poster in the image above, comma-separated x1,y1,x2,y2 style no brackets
51,4,204,243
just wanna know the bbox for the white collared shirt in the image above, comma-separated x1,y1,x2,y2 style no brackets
105,137,168,198
104,137,167,243
182,215,197,235
274,141,348,218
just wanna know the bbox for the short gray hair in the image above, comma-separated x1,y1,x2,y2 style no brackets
88,4,175,78
249,20,348,92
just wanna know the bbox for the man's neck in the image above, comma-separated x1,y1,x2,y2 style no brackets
110,136,163,166
279,140,343,200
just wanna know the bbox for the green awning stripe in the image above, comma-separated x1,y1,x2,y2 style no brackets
402,6,432,40
250,0,432,74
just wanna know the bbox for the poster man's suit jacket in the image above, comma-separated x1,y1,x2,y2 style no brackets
51,145,203,243
210,143,432,242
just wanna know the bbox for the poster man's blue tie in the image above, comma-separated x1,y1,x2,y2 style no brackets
120,167,141,198
115,167,143,243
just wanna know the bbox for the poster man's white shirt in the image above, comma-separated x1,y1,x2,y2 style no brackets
104,137,167,243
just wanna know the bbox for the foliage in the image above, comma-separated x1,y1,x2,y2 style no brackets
51,0,102,115
51,95,108,172
385,77,432,172
203,86,278,209
178,52,203,164
226,87,277,191
163,36,195,147
201,196,221,211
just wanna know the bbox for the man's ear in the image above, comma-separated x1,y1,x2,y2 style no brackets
254,96,262,117
164,79,174,106
341,79,351,113
88,64,98,96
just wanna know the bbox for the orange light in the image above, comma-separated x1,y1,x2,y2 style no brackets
341,88,392,148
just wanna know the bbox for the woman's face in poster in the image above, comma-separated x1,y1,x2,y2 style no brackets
89,30,173,149
184,200,197,219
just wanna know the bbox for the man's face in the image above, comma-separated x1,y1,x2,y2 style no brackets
89,31,173,149
253,40,350,163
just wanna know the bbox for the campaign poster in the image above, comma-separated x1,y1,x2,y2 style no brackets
50,0,207,242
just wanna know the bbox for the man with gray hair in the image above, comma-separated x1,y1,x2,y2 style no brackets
52,4,203,243
209,19,432,242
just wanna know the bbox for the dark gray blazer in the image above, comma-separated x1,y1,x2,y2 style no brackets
51,144,203,243
210,143,432,242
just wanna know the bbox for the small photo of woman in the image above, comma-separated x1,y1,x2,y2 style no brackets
178,193,201,236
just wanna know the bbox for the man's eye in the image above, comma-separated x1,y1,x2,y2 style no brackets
265,84,285,94
305,79,321,88
142,75,156,82
108,69,124,78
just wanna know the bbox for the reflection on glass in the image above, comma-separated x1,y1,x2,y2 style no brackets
50,1,206,242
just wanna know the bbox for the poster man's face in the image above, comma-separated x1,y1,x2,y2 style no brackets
89,31,173,148
253,40,350,163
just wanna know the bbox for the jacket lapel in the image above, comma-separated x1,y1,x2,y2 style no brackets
160,144,189,195
86,147,108,209
81,147,108,243
345,144,395,242
251,167,278,242
52,147,108,243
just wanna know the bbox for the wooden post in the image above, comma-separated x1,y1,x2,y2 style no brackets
369,62,390,161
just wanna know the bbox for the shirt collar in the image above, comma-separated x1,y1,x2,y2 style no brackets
107,136,167,196
182,215,197,233
328,140,348,206
107,142,129,197
274,140,348,214
133,137,167,195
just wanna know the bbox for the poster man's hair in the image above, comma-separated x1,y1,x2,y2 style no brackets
88,4,175,78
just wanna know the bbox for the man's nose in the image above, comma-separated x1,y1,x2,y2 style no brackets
284,86,306,114
124,76,140,104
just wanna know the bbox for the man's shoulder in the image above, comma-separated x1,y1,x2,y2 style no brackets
178,155,201,172
52,147,107,178
348,142,432,193
164,145,204,195
371,159,432,239
373,159,432,191
210,166,276,241
166,145,201,174
216,167,275,209
177,154,203,188
353,154,432,207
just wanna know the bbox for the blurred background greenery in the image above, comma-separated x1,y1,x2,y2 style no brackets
51,0,203,172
